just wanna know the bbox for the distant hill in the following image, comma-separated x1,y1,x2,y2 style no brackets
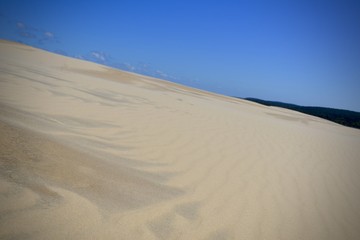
243,98,360,129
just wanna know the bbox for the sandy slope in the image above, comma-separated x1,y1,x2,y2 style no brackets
0,40,360,240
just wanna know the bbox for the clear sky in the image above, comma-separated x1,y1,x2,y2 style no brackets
1,0,359,111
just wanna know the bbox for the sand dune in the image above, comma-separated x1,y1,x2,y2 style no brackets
1,39,360,240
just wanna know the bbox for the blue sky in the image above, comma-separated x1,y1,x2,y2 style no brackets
1,0,359,111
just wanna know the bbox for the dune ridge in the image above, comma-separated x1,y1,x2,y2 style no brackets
1,40,360,240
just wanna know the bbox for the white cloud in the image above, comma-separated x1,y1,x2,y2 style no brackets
16,22,25,29
74,54,84,59
155,70,168,78
44,31,54,38
123,63,135,71
91,51,107,62
12,20,59,44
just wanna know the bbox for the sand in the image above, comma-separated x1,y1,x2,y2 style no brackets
1,39,360,240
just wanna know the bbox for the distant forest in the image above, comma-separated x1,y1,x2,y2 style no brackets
242,98,360,130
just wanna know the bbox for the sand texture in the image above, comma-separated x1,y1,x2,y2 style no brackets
1,39,360,240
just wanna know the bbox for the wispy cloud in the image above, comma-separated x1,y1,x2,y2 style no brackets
54,49,68,56
102,59,179,82
16,22,25,29
14,21,59,45
155,70,169,78
75,51,109,64
44,31,54,39
90,51,107,62
0,14,185,85
16,22,38,39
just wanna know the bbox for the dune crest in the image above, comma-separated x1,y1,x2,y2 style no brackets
1,40,360,240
